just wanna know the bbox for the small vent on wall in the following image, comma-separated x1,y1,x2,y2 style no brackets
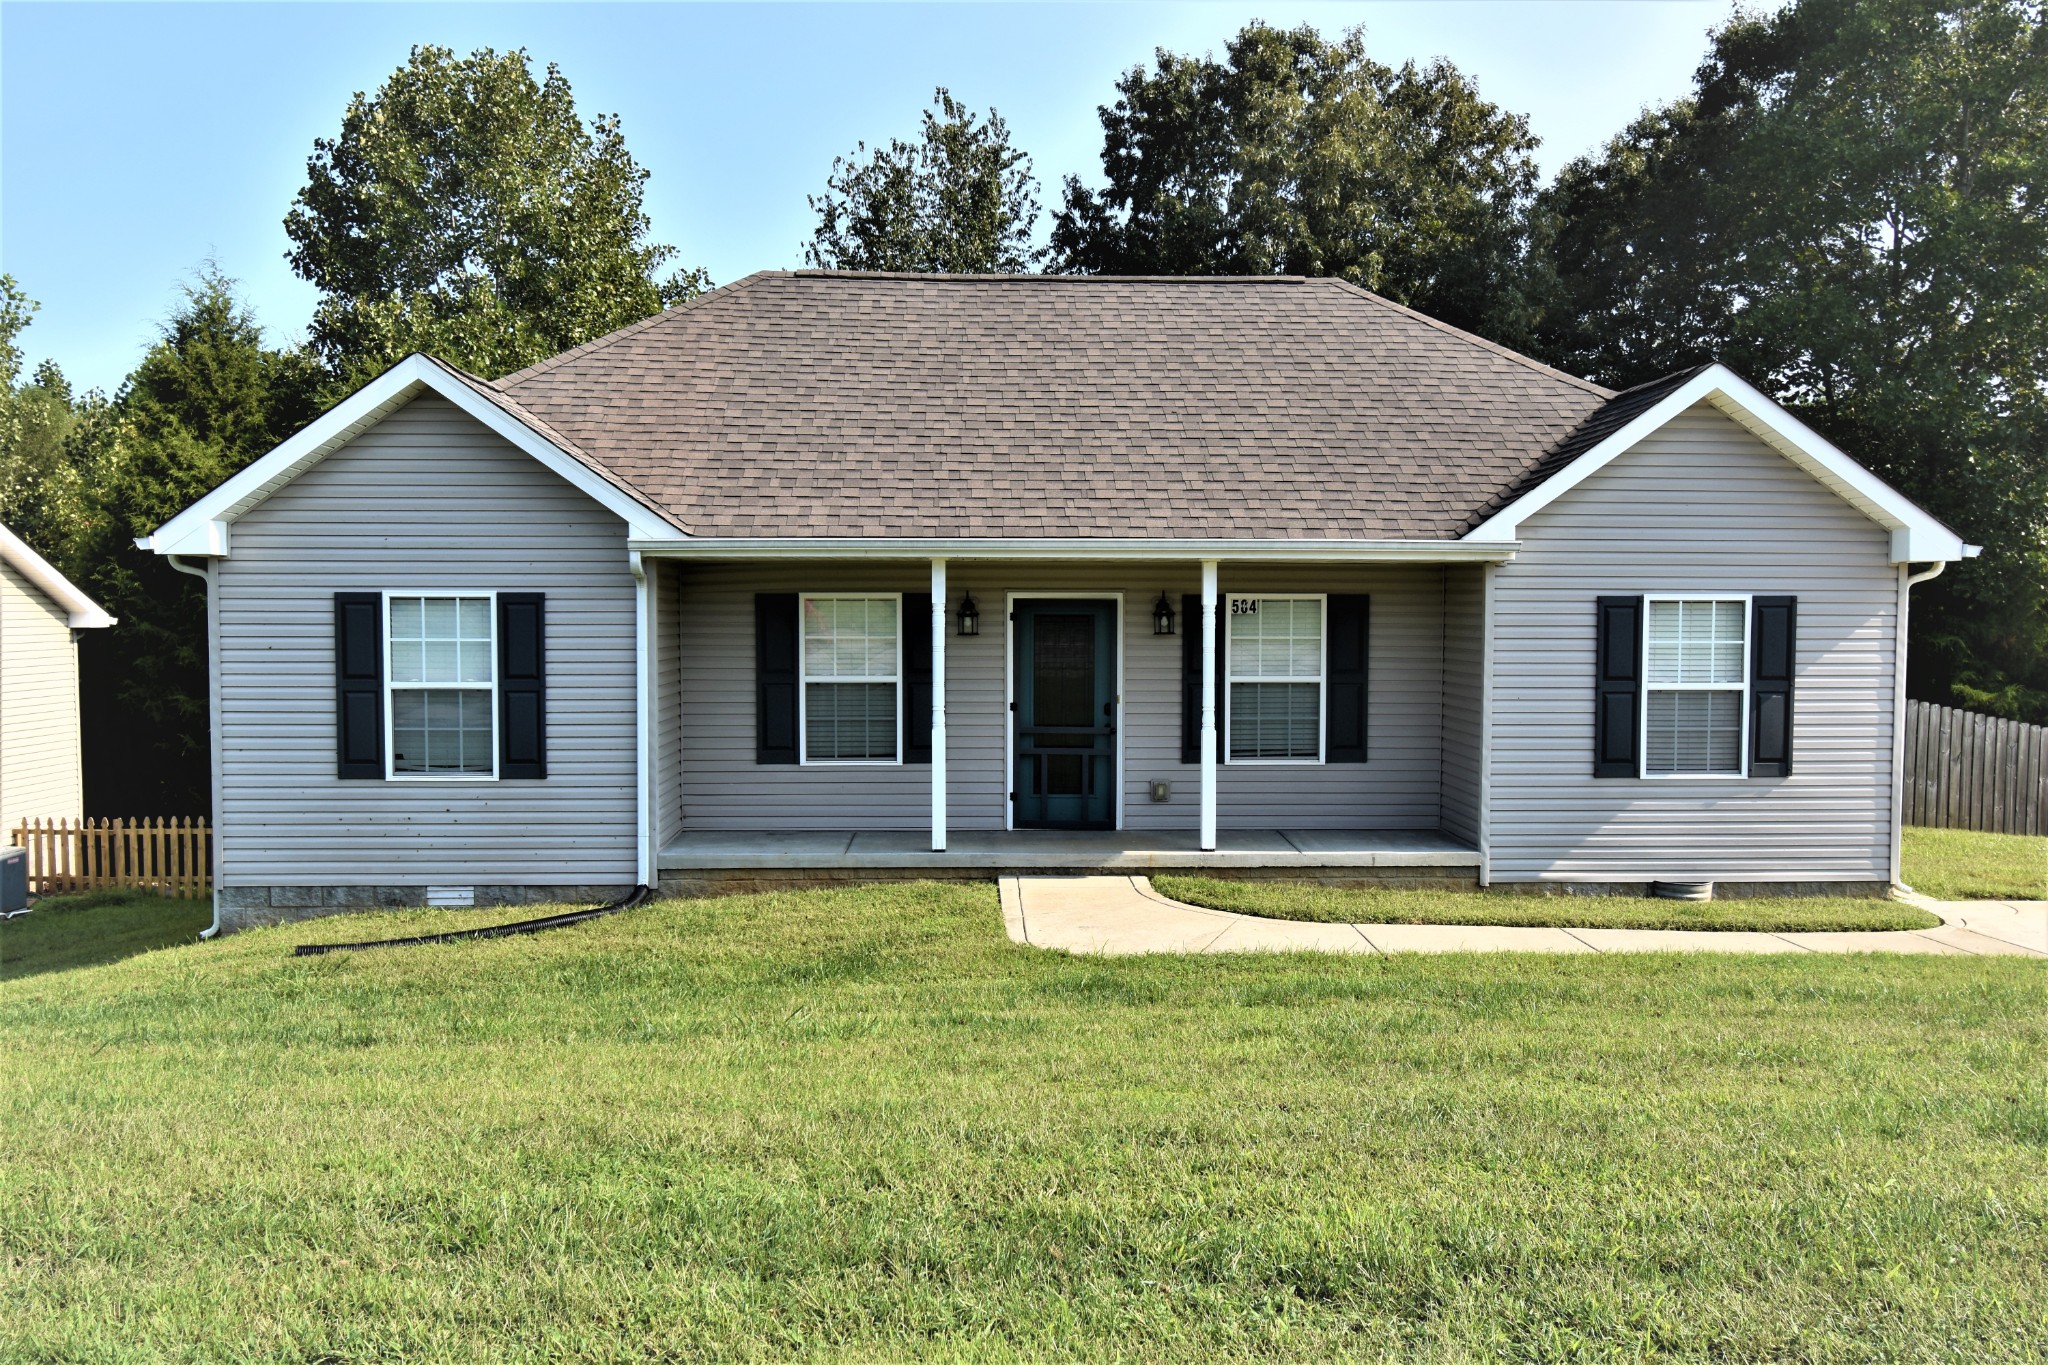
426,886,476,908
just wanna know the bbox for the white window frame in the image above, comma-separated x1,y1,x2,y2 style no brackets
1639,593,1752,780
382,589,499,783
1223,592,1327,766
797,591,904,767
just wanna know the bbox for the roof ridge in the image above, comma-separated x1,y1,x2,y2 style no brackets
1318,278,1614,400
790,269,1311,284
494,271,785,389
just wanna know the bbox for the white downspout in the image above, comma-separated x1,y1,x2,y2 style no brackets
930,559,947,852
630,551,655,889
1478,562,1496,887
1890,560,1946,891
164,553,224,938
1200,559,1219,852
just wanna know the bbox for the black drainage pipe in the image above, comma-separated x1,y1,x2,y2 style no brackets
293,885,655,956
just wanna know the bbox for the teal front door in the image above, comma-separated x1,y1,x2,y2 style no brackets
1013,600,1117,830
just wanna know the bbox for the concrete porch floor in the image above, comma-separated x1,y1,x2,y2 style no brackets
657,827,1480,872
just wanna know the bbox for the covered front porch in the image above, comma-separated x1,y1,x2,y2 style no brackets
659,827,1482,873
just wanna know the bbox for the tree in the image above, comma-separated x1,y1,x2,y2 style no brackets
0,279,91,557
1538,0,2048,720
54,272,323,814
1052,22,1545,345
285,45,707,382
805,88,1045,273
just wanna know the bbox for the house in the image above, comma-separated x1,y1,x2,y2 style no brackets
1,523,115,836
142,272,1974,931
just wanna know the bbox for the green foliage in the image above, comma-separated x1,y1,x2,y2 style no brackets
1538,0,2048,720
1151,877,1941,931
0,276,94,559
1053,22,1545,345
1902,826,2048,899
805,88,1045,273
1,882,2043,1358
285,45,707,382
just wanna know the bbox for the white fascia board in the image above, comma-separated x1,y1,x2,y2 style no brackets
0,522,115,627
143,354,685,556
627,536,1519,563
1465,364,1971,563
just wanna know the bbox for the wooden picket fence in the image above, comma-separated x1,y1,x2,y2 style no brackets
1904,701,2048,836
8,817,212,897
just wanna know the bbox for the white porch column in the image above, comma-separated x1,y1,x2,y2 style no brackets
1200,558,1219,851
930,558,948,852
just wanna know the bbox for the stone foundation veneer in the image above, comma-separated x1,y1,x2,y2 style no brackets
213,884,639,933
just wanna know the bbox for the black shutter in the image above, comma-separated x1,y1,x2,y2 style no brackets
1326,595,1369,762
903,592,932,764
755,593,799,764
1180,594,1202,764
1750,595,1796,777
1594,595,1643,779
498,593,546,779
335,592,383,779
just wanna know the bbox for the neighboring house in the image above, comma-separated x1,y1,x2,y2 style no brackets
142,272,1975,931
0,523,115,836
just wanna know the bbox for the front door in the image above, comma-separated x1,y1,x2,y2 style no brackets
1013,600,1117,830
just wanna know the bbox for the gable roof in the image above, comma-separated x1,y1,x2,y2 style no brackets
143,354,687,556
144,271,1969,563
491,271,1617,540
1464,363,1970,562
0,523,114,628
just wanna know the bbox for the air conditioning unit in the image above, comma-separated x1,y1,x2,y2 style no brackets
1,847,27,916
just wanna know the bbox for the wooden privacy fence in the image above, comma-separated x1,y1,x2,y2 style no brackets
8,818,212,897
1904,701,2048,836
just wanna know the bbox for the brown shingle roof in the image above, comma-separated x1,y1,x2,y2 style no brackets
491,271,1621,540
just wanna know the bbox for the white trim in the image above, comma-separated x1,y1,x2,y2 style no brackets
1638,594,1751,780
1221,593,1328,765
1003,591,1125,833
1464,364,1972,563
632,552,656,888
0,522,114,628
143,354,685,557
796,591,904,766
381,590,499,782
930,560,947,853
633,536,1515,564
1199,562,1218,851
1477,562,1495,887
1891,561,1946,888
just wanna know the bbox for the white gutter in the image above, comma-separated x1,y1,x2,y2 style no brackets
630,552,655,888
163,554,224,939
3,523,115,628
1889,560,1947,892
628,537,1518,564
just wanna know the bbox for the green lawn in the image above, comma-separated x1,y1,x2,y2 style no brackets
1151,879,1939,931
2,883,2044,1361
0,888,212,981
1904,826,2048,901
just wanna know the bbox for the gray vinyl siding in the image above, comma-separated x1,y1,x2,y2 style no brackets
673,562,1449,833
1488,403,1897,882
0,560,84,831
1439,565,1485,847
213,394,638,885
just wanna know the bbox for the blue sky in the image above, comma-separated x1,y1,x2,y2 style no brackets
2,2,1752,393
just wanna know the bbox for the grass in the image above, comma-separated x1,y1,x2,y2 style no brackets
1152,878,1941,932
0,888,212,981
1,883,2044,1361
1904,826,2048,901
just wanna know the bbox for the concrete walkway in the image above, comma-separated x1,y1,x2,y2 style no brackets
999,876,2048,958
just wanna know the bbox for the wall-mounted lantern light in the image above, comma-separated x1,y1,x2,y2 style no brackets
1152,591,1176,637
956,590,981,637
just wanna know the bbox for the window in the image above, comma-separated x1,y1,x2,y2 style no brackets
387,594,496,778
1226,595,1324,762
800,594,900,763
1643,597,1747,776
